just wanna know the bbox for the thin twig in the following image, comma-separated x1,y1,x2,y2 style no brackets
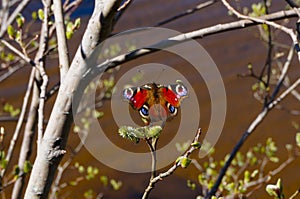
262,0,273,107
37,0,51,148
53,0,70,82
0,68,35,178
270,45,294,101
155,0,218,26
0,39,36,66
0,63,24,82
145,138,158,181
117,0,132,11
142,129,202,199
290,189,300,199
285,0,299,8
63,0,83,17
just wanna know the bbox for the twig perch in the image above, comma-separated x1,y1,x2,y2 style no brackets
142,128,202,199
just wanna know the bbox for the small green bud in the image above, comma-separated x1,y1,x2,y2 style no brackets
74,18,81,29
23,160,32,173
7,25,16,39
296,133,300,147
191,141,201,149
31,11,37,20
38,9,44,20
66,30,73,39
16,14,25,28
177,156,192,168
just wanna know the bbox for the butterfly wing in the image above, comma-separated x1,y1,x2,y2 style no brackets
162,83,188,107
158,83,188,118
123,86,149,110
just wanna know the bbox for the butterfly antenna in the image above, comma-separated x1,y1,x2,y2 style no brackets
154,68,166,83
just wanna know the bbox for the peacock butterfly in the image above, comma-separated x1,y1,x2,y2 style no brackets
123,82,188,125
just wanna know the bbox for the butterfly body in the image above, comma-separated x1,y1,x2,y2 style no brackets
123,82,188,125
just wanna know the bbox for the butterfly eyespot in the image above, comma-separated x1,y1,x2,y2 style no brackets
123,88,134,100
175,84,188,97
167,102,177,115
139,104,149,118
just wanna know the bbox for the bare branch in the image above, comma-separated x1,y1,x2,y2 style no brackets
84,8,300,83
53,0,70,81
36,0,51,151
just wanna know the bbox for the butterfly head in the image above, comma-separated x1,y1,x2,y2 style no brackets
123,83,188,125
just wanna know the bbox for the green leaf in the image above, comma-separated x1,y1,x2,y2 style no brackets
31,11,37,20
74,162,80,168
110,179,122,191
6,53,15,62
93,110,104,119
100,175,108,186
15,30,22,43
74,18,81,29
266,179,284,199
69,180,78,186
180,157,192,168
187,180,196,190
83,189,93,198
244,170,250,183
269,156,279,163
191,141,201,149
251,169,259,178
87,166,93,174
296,133,300,147
38,9,44,20
66,30,73,40
1,159,8,169
78,165,85,173
3,103,20,116
252,83,259,91
23,160,32,173
16,14,25,28
7,25,16,39
73,125,80,133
